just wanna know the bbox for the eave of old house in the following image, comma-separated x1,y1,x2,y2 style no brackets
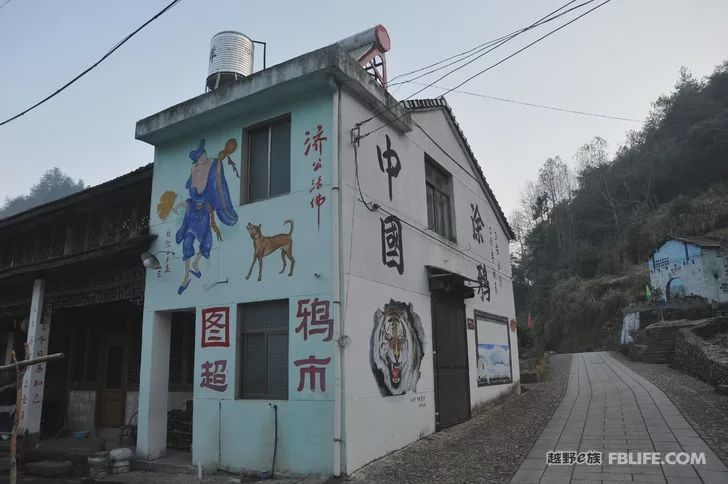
0,164,155,284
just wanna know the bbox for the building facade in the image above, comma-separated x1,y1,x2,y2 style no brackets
134,42,517,476
648,237,728,303
0,166,154,439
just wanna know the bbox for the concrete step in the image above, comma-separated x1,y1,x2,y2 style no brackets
132,458,196,475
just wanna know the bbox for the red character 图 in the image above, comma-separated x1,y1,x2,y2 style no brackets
201,307,230,347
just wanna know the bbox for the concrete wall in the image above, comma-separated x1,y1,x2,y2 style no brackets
124,391,192,426
338,90,518,473
139,88,336,475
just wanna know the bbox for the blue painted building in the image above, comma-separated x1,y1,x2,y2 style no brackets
648,237,728,303
134,30,518,477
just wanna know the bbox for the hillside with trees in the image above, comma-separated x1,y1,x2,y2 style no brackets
0,168,85,219
512,61,728,352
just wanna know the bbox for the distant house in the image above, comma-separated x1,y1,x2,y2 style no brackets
648,237,728,303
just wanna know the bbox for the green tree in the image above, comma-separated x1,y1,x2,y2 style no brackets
0,168,85,219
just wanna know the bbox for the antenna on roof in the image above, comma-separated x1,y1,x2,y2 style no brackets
337,25,391,89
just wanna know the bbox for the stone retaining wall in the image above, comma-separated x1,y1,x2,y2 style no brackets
672,317,728,386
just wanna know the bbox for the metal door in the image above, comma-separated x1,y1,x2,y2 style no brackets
431,294,470,429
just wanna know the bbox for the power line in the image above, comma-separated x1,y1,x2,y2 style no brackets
389,0,593,89
441,0,613,97
356,0,590,130
0,0,11,11
0,0,183,128
357,0,610,140
407,81,728,133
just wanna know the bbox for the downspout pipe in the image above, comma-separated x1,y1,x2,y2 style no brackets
329,77,345,477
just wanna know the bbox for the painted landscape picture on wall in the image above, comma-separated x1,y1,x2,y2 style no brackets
476,343,512,386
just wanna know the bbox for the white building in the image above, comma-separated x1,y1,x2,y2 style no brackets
133,26,519,476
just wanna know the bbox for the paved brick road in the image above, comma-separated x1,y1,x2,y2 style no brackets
511,352,728,484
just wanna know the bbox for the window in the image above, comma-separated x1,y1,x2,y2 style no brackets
425,155,455,240
238,300,289,399
243,116,291,203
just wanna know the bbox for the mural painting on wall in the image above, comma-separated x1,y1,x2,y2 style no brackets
370,300,425,397
201,306,230,348
245,220,295,281
476,264,491,302
304,125,328,227
381,215,404,274
470,203,484,244
476,317,512,387
377,134,401,201
156,138,240,295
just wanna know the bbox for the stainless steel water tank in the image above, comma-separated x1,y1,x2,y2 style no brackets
206,31,254,90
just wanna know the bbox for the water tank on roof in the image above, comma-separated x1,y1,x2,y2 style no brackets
206,31,254,91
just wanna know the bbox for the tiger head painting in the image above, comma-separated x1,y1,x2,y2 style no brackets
370,299,426,397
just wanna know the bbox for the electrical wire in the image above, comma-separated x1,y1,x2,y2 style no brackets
0,0,183,128
388,0,590,88
352,121,513,280
404,81,728,133
355,0,594,133
0,0,11,12
441,0,613,97
360,0,613,141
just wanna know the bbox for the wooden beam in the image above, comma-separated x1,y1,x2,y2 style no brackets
0,353,64,373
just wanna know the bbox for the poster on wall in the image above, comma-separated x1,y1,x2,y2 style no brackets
475,314,512,386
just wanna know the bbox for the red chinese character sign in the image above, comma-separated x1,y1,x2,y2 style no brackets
295,298,333,342
201,307,230,347
293,296,335,397
304,125,328,228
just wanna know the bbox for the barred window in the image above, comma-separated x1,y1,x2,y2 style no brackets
237,300,289,399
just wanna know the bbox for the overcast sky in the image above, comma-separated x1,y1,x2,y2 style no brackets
1,0,726,216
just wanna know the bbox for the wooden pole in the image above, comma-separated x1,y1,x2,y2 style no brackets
6,350,64,484
0,353,64,373
10,344,27,484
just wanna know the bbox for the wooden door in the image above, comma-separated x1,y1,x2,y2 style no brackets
98,337,125,428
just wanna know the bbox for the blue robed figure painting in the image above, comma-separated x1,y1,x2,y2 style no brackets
158,138,239,295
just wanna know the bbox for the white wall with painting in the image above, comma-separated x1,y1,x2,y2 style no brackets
336,89,518,473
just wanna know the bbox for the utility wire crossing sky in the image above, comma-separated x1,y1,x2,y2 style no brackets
1,0,726,216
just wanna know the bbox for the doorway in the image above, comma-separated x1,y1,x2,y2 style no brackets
431,293,470,429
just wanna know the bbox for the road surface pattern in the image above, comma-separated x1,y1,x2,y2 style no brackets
511,352,728,484
614,352,728,466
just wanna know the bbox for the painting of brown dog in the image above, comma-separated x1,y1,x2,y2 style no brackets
245,219,295,281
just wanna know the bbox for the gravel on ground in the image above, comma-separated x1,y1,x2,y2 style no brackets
346,354,573,484
612,351,728,466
